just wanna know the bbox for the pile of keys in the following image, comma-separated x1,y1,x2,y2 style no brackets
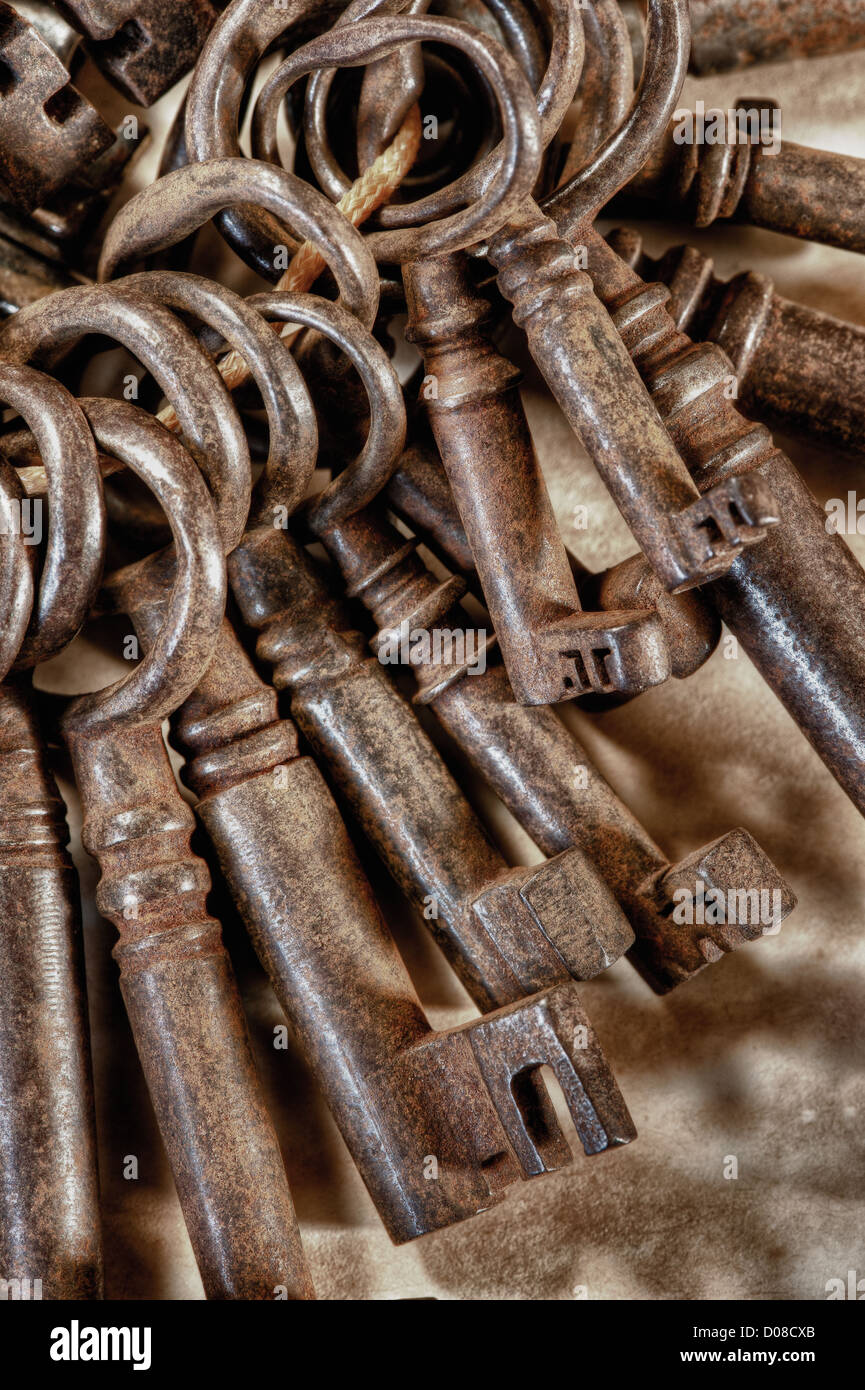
0,0,863,1301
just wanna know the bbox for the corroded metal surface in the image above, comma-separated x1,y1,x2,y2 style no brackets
402,251,670,705
0,363,104,670
580,226,865,815
229,524,636,1192
621,103,865,254
685,0,865,73
0,675,103,1299
0,0,853,1299
386,432,722,684
82,261,637,1242
167,614,631,1243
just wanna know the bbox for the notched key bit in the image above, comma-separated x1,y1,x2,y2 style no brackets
0,2,112,211
636,829,796,983
58,0,217,106
159,616,634,1242
232,524,634,1011
669,473,780,585
486,203,781,594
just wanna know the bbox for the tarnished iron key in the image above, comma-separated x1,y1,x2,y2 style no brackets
607,227,865,456
111,599,633,1243
619,96,865,255
58,0,218,106
483,201,781,594
228,526,636,1188
573,225,865,820
534,5,865,818
402,251,670,706
233,522,634,1009
0,1,112,211
62,398,313,1300
0,279,316,1295
314,497,795,993
0,362,104,1299
0,678,103,1299
385,428,722,687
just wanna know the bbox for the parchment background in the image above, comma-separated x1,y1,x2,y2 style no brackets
37,42,865,1300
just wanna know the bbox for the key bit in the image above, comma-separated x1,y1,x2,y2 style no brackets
231,524,635,1010
637,829,794,983
127,609,633,1241
59,0,218,106
622,0,865,74
575,225,865,820
0,1,113,211
53,392,312,1300
384,430,723,687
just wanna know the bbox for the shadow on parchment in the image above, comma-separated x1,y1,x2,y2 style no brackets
415,943,864,1299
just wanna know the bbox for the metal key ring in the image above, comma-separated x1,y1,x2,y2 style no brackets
0,364,104,670
0,283,251,554
542,0,691,235
250,13,543,262
110,271,319,521
62,399,226,737
245,290,405,532
302,0,582,228
98,158,380,329
0,460,34,682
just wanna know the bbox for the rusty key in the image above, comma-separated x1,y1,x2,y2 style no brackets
63,399,313,1300
387,411,722,690
0,677,103,1299
244,284,636,993
78,268,637,1241
530,5,865,816
0,283,313,1295
230,524,636,1187
621,0,865,73
401,251,670,706
253,7,780,601
0,362,105,1299
606,227,865,455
